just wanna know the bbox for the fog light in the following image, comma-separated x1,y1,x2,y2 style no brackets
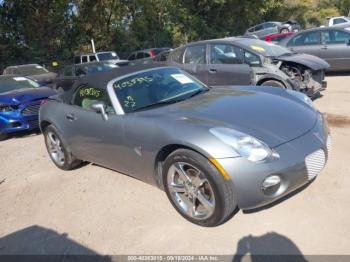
262,175,281,196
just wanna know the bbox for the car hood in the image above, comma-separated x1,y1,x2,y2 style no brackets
29,72,57,84
149,87,317,148
0,87,56,105
276,53,330,70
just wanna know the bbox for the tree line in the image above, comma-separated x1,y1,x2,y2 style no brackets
0,0,349,69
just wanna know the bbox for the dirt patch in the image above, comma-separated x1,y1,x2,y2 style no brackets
325,113,350,127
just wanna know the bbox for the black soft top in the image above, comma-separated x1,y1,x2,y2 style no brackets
60,64,170,102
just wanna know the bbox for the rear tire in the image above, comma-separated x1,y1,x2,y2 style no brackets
43,125,83,170
261,80,286,88
280,28,289,33
163,149,237,227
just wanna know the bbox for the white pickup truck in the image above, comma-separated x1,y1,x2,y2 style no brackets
326,16,350,29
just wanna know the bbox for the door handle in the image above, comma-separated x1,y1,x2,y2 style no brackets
66,114,76,121
209,69,217,74
321,46,328,50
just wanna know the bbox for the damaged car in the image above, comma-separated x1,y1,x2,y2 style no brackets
165,38,329,97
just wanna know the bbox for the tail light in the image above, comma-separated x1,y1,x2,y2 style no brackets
150,50,156,57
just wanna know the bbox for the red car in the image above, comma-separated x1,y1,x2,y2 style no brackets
265,32,294,43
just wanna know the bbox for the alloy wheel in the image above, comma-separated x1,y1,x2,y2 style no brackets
46,131,65,166
167,162,215,220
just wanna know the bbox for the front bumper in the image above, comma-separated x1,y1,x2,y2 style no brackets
0,104,40,135
216,113,330,210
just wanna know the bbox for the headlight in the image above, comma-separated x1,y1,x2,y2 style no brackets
286,89,314,108
210,127,274,162
0,104,16,112
345,27,350,31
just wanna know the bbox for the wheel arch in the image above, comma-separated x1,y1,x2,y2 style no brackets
40,120,52,133
153,143,211,190
257,77,286,87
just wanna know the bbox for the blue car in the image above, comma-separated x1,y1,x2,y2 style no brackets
0,75,56,140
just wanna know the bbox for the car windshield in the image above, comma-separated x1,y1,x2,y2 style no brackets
97,52,119,61
238,38,292,57
10,65,49,75
113,68,208,113
0,77,40,93
78,63,118,75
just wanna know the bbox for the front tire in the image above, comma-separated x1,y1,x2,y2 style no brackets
280,28,289,33
163,149,237,227
261,80,286,88
44,125,83,170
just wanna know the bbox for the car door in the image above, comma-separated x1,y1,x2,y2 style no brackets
63,85,130,173
319,29,350,70
263,22,279,36
286,30,322,57
206,43,252,86
180,44,208,84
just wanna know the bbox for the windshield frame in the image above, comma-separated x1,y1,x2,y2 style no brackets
106,67,208,115
237,38,293,57
97,52,119,61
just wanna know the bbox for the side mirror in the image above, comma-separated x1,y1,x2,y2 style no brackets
91,101,108,121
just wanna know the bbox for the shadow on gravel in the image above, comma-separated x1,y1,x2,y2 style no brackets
325,113,350,128
233,232,307,261
0,129,41,142
0,225,111,261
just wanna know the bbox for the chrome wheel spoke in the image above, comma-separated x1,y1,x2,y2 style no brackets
196,190,214,213
168,183,186,194
192,175,206,188
173,162,191,183
48,133,57,146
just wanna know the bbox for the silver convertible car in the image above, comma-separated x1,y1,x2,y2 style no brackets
39,64,330,227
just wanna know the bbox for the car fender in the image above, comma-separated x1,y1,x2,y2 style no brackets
256,73,294,89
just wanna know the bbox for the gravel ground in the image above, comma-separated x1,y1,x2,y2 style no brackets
0,76,350,256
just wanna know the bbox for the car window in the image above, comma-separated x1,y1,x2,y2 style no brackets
184,45,206,64
82,56,88,63
169,48,184,63
136,52,144,59
333,18,347,25
321,31,332,44
333,30,350,43
112,68,207,113
264,22,276,29
244,51,261,66
74,56,81,64
63,66,73,77
210,44,244,64
0,77,39,93
144,52,151,58
128,53,136,60
73,85,115,113
288,31,320,46
89,55,97,62
254,24,264,31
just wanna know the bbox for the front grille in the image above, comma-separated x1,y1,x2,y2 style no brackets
22,104,41,115
305,149,326,181
27,119,39,129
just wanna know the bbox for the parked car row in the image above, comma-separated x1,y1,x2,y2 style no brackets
0,25,333,227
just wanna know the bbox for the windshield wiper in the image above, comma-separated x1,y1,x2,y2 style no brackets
133,99,180,112
188,88,209,98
